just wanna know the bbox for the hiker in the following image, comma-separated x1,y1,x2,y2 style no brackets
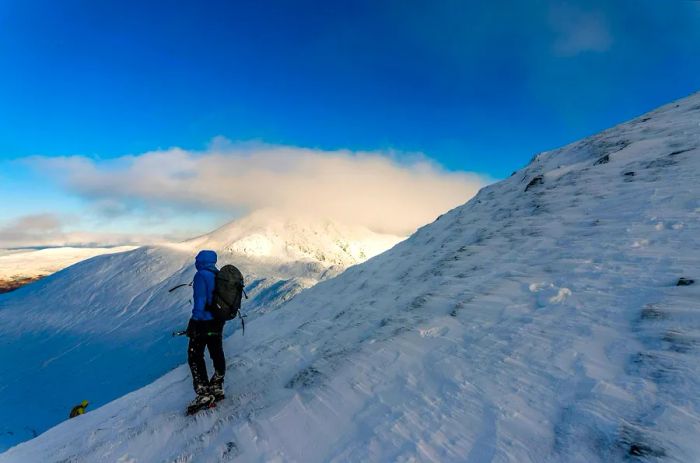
186,250,226,410
69,400,89,418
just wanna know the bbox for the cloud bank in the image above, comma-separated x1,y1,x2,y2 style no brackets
0,213,168,249
0,214,65,247
29,141,491,236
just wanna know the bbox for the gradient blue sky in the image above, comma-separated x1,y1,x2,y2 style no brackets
1,0,699,246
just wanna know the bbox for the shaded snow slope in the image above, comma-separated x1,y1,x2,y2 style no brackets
3,92,700,462
0,217,402,450
0,246,135,292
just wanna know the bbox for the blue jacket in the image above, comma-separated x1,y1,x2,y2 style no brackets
192,250,218,321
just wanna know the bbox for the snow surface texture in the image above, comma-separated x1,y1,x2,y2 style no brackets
0,215,402,451
0,246,135,289
3,92,700,462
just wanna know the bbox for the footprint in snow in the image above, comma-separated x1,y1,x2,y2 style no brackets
549,288,572,303
419,326,449,338
529,283,572,307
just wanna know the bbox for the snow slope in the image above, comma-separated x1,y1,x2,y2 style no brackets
3,92,700,462
0,216,402,451
0,246,135,292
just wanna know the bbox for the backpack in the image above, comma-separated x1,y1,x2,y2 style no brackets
208,265,247,322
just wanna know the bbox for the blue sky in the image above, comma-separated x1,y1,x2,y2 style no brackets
1,0,699,246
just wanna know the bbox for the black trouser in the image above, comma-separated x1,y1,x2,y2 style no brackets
187,319,225,393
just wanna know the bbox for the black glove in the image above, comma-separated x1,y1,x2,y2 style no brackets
186,318,198,338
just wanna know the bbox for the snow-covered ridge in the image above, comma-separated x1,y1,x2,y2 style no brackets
0,246,135,292
0,214,403,451
3,91,700,462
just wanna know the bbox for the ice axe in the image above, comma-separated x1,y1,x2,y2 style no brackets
171,329,231,337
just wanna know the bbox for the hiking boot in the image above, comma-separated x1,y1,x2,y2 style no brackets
188,391,215,410
209,385,224,402
209,374,225,401
194,384,210,396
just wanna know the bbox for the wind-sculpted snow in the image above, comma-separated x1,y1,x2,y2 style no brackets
3,92,700,462
0,218,401,451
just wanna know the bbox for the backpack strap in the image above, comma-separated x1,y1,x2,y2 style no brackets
168,282,192,292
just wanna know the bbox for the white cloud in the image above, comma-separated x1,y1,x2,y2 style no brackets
28,141,491,236
550,4,612,56
0,213,170,249
0,214,64,244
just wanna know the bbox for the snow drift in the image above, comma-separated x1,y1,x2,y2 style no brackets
3,92,700,462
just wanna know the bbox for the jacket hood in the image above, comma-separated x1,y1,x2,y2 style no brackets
195,250,218,271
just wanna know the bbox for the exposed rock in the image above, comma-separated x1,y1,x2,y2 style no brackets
593,154,610,165
669,147,695,157
524,175,544,192
0,277,43,294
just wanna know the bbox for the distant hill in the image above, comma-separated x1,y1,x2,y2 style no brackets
0,247,136,293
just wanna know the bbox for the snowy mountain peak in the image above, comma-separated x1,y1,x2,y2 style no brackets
181,209,404,266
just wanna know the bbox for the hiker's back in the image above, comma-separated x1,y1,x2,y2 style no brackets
192,250,218,321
